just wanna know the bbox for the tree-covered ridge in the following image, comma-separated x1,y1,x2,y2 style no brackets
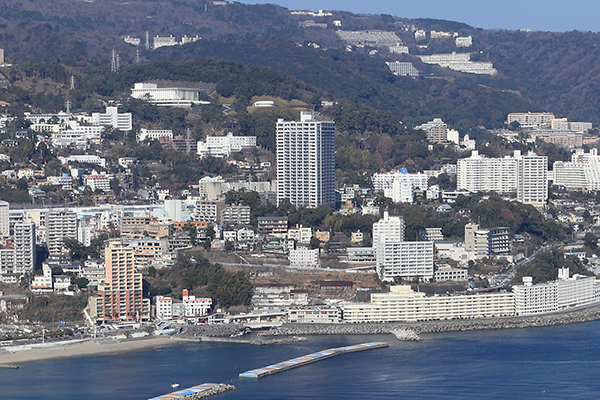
156,35,538,131
513,249,593,285
146,254,252,309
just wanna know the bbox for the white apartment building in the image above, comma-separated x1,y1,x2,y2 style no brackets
372,212,433,281
155,296,173,319
417,52,497,75
153,35,177,50
515,150,548,206
372,211,405,250
507,112,555,128
457,150,517,193
92,106,132,132
84,174,112,192
13,222,36,273
457,150,548,205
197,133,257,158
385,173,428,203
131,83,210,107
59,155,106,168
513,269,597,315
552,149,600,190
287,225,312,244
137,128,173,143
373,171,428,202
289,248,320,269
455,36,473,47
342,285,514,323
376,241,434,282
276,112,335,208
154,290,212,320
46,174,73,190
0,200,8,237
46,210,77,256
386,61,418,77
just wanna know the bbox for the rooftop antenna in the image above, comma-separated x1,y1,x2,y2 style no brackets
70,75,76,90
145,31,150,50
110,49,117,72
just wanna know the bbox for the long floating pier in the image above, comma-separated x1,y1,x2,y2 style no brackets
239,341,389,379
148,383,235,400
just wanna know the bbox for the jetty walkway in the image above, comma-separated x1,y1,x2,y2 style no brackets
239,342,388,378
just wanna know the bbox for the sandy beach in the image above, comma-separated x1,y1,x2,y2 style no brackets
0,336,180,365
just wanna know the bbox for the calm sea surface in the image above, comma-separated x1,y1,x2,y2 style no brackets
3,320,600,400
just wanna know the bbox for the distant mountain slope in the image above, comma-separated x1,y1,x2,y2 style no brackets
153,35,538,130
1,0,600,124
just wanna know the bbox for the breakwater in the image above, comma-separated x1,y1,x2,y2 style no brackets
260,304,600,336
239,342,389,379
176,335,308,345
149,383,236,400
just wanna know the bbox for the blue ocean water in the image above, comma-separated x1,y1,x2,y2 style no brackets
3,320,600,399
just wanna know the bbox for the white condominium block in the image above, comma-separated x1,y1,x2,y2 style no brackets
197,133,257,157
92,106,132,131
289,248,320,269
0,200,8,237
457,150,517,194
276,112,335,208
507,112,555,128
137,128,173,142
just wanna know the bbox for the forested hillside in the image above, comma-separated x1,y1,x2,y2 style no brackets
1,0,600,125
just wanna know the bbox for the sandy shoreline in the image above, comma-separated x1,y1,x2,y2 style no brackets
0,336,181,365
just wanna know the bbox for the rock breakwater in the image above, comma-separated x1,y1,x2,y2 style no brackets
179,384,236,399
390,329,422,341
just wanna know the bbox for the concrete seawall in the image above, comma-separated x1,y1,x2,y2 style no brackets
259,304,600,336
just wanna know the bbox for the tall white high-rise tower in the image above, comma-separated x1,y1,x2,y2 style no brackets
276,112,335,208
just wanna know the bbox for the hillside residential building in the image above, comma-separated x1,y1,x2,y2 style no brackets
464,223,510,255
13,222,36,273
91,106,132,132
457,150,548,205
507,112,555,128
137,128,173,143
457,150,517,194
289,248,320,269
415,118,449,144
386,61,418,77
197,133,257,158
46,210,77,256
220,204,251,225
372,212,433,281
276,112,335,208
417,52,497,75
552,148,600,190
0,200,8,237
372,171,428,203
515,150,548,206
